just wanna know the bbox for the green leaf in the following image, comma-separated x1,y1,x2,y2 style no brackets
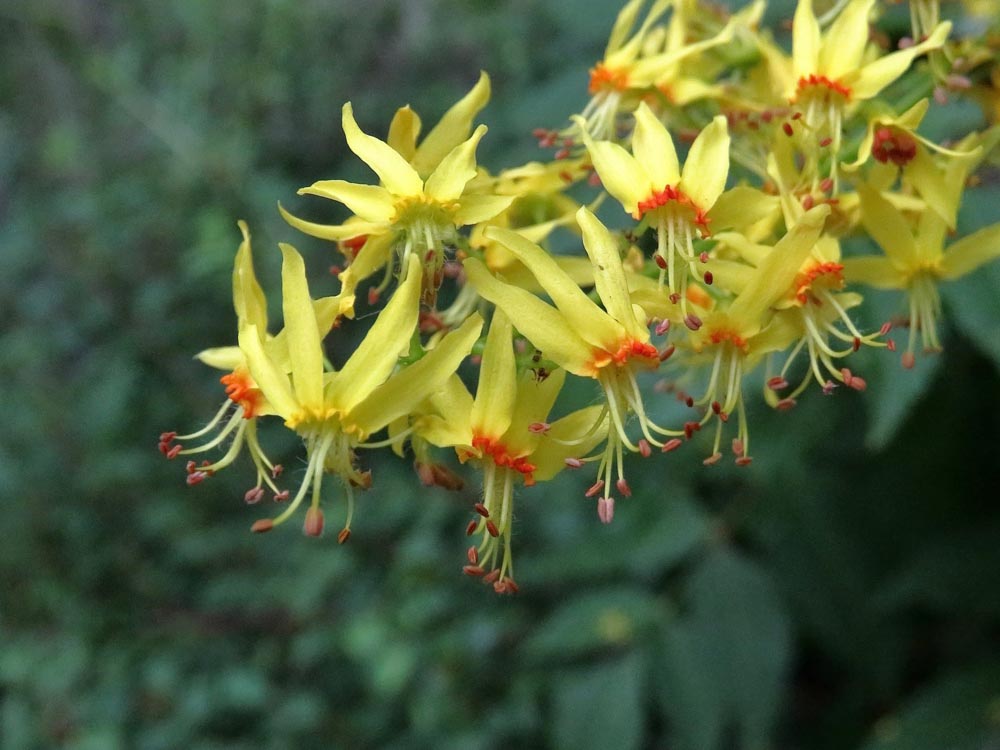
523,588,669,661
551,651,646,750
942,262,1000,374
659,548,793,750
856,659,1000,750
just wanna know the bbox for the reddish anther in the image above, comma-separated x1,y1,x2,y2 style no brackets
655,319,671,336
732,438,745,456
654,254,667,269
467,546,479,564
585,480,605,498
776,398,797,411
735,456,753,467
486,520,499,538
782,122,794,137
463,565,486,577
661,438,683,453
273,490,290,502
683,421,701,439
699,251,709,263
802,194,815,210
684,314,702,331
767,376,789,391
244,488,265,504
165,444,183,460
186,471,208,486
465,520,478,536
853,337,862,352
638,439,652,458
616,478,632,497
250,519,274,534
367,288,380,306
303,507,325,537
337,528,351,545
848,375,867,392
597,496,615,524
703,452,722,466
703,271,714,285
564,457,584,469
887,340,897,352
271,464,284,478
820,177,834,193
880,322,893,336
819,136,833,147
483,569,501,584
659,345,676,362
902,351,916,369
474,502,490,518
822,380,837,395
528,422,550,434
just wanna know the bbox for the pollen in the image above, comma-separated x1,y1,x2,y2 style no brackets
794,261,845,304
795,74,852,101
221,369,262,419
634,185,711,234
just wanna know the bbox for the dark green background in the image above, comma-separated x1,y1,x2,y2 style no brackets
2,1,999,748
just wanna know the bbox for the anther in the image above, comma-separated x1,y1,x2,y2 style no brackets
820,177,834,193
250,519,274,534
337,528,351,544
274,490,290,502
767,376,788,391
616,478,632,497
703,271,714,285
683,421,701,439
329,264,342,276
659,345,676,362
735,456,754,467
684,314,702,331
486,520,499,538
474,502,490,518
776,398,797,411
902,351,915,369
528,422,550,434
159,431,177,443
467,546,479,565
887,340,896,352
782,122,794,137
244,487,265,504
655,319,671,336
465,520,478,536
585,480,605,498
848,375,867,392
669,293,681,304
661,438,683,453
483,569,501,584
853,337,861,352
367,288,380,306
822,381,837,395
699,251,710,263
711,401,722,415
165,444,183,460
703,452,722,466
186,471,208,486
303,507,325,537
802,194,815,210
463,565,486,577
654,255,667,269
504,578,520,594
732,438,744,456
638,439,652,458
271,465,284,478
819,136,833,148
564,457,583,469
597,496,615,524
879,322,892,336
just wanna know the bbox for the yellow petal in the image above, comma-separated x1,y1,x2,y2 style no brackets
841,256,906,288
232,220,268,332
278,201,385,241
387,105,422,163
298,180,395,224
820,0,876,80
906,149,959,230
531,404,608,482
238,323,298,422
424,124,487,202
679,115,730,211
631,102,679,189
792,0,821,81
504,368,567,456
605,0,646,58
454,193,515,226
279,244,325,410
727,205,830,330
195,345,245,372
577,207,646,339
412,72,491,178
940,222,1000,280
349,314,483,437
419,374,476,448
342,102,423,196
464,257,597,376
576,120,648,215
848,22,951,101
336,232,395,319
471,309,517,440
329,253,422,414
605,0,672,68
484,226,626,350
858,184,918,268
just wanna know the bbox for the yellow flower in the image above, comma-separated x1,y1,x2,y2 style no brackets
280,98,513,313
465,206,678,508
416,310,604,592
786,0,950,186
578,103,730,312
675,205,831,463
238,249,482,538
843,183,1000,367
160,222,340,500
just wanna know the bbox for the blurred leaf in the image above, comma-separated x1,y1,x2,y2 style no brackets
523,587,670,661
942,262,1000,374
659,547,793,750
551,651,645,750
856,659,1000,750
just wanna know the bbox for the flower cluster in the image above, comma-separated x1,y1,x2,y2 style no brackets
163,0,1000,593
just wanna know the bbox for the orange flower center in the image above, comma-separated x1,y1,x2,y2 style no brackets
221,369,262,419
794,261,845,304
588,63,630,95
795,74,852,101
708,329,748,351
635,185,711,235
471,435,537,486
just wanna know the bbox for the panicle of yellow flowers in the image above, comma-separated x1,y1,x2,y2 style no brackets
162,0,1000,593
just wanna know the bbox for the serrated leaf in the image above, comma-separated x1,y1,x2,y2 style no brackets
551,651,646,750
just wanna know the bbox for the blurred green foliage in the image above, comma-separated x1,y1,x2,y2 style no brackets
1,1,999,748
